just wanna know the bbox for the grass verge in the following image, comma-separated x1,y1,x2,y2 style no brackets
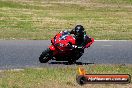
0,64,132,88
0,0,132,40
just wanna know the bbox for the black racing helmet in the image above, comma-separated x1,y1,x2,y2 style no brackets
74,25,85,36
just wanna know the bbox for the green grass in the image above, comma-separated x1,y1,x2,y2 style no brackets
0,65,132,88
0,0,132,40
96,0,132,4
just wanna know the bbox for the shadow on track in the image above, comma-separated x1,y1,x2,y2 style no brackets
49,61,94,65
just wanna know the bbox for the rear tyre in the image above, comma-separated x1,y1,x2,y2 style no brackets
74,49,84,60
39,48,51,63
68,59,76,64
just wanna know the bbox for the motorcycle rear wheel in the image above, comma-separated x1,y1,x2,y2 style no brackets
39,48,51,63
68,59,76,64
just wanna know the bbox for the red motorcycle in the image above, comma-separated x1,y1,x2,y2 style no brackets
39,31,94,64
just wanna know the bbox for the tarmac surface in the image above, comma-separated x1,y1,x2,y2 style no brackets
0,40,132,69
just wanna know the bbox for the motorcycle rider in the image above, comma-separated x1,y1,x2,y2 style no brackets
39,25,94,63
70,25,92,48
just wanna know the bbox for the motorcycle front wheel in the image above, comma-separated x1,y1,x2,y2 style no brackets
39,48,51,63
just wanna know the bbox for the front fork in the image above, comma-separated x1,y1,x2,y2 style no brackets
48,45,57,60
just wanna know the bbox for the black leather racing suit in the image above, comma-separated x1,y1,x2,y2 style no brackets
70,29,92,47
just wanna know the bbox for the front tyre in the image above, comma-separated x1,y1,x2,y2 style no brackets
39,48,51,63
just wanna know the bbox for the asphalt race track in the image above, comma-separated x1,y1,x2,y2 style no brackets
0,40,132,69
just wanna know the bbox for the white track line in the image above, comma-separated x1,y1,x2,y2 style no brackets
95,40,132,41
